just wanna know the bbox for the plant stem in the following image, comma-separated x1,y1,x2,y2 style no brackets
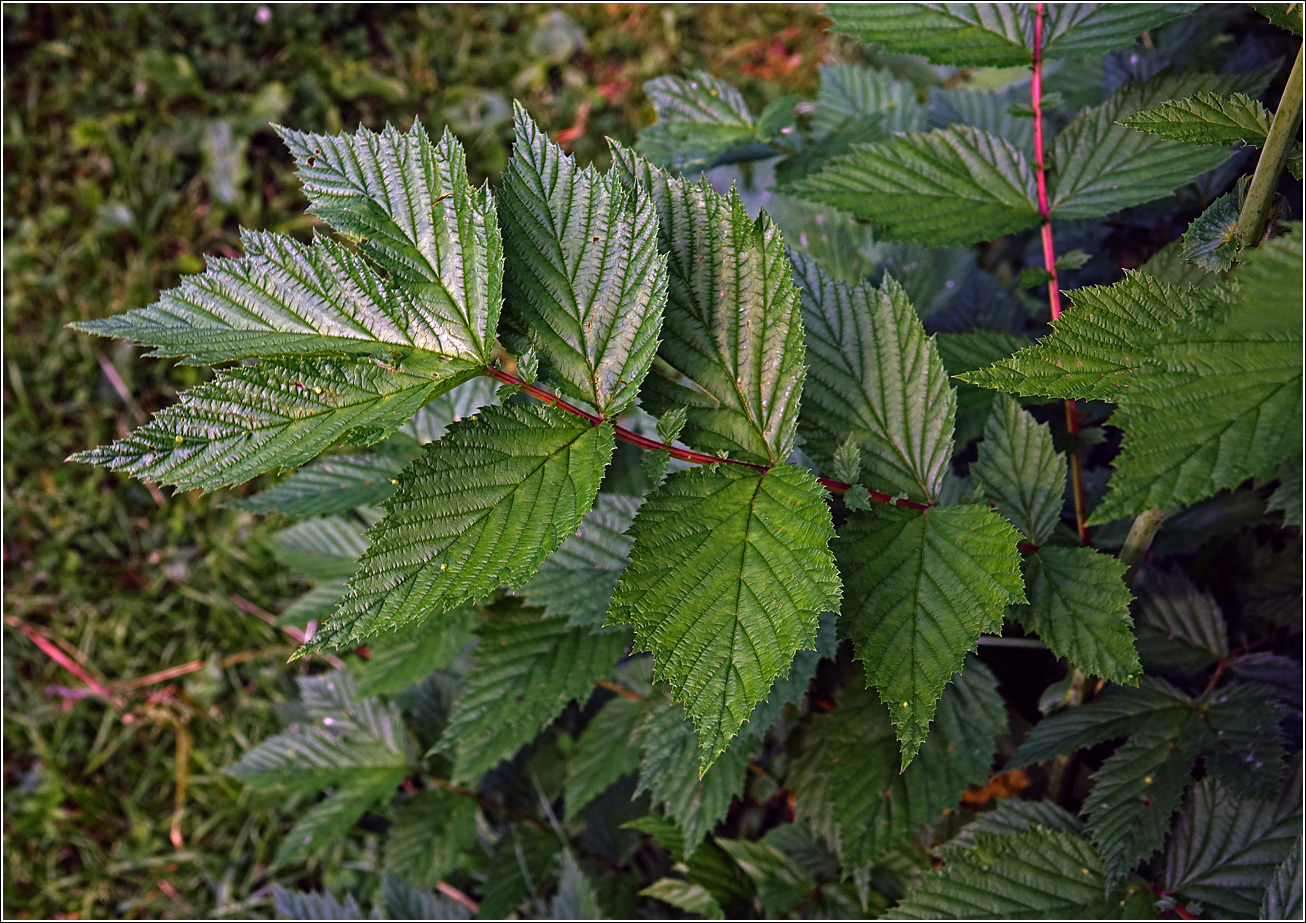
1238,42,1305,247
1119,506,1165,578
1032,2,1090,545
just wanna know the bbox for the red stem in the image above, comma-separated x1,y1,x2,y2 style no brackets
1033,3,1090,545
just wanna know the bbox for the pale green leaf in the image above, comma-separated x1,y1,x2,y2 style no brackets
790,125,1041,246
310,404,614,651
836,504,1025,765
398,375,501,444
277,120,501,361
790,660,1006,869
1182,181,1246,272
640,879,724,920
519,494,639,628
611,146,808,464
269,513,373,581
633,701,750,853
716,839,817,917
500,106,667,415
439,604,628,782
636,71,757,172
1012,545,1140,686
609,464,840,766
233,450,412,517
278,579,349,627
564,694,646,820
72,357,457,493
548,852,604,921
812,63,928,137
1040,4,1200,60
971,394,1063,544
794,256,956,503
70,231,492,369
384,788,479,889
1120,90,1274,147
272,886,365,921
1166,774,1303,918
1050,68,1275,218
377,874,473,921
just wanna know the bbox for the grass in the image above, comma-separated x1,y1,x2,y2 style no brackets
1,4,833,917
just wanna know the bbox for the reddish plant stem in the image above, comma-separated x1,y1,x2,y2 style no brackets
1033,3,1090,545
484,367,1039,552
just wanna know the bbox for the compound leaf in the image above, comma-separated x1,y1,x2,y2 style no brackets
790,126,1041,246
794,255,956,503
609,464,840,767
310,404,614,651
611,146,807,464
500,106,667,415
836,504,1025,765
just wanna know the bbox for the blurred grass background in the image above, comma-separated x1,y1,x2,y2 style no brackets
1,4,834,917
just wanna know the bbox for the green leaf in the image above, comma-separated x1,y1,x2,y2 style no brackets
1166,774,1303,918
1120,90,1274,146
936,330,1031,447
310,404,614,651
500,106,668,416
399,375,501,444
640,879,724,920
1227,223,1305,336
1040,4,1201,60
1008,677,1193,768
794,256,956,503
1012,545,1140,686
633,701,750,854
1268,460,1303,527
564,694,646,820
269,513,372,581
548,852,604,921
716,839,817,917
1253,1,1306,34
278,579,349,627
611,146,808,465
636,71,758,172
812,63,929,137
789,660,1006,869
1201,683,1287,799
1181,181,1246,272
377,874,472,921
383,789,478,889
277,769,400,863
72,357,460,493
609,464,840,766
1132,567,1227,674
971,394,1063,544
439,604,628,782
736,614,837,744
836,504,1025,765
356,604,476,697
519,494,638,628
479,827,560,920
893,826,1126,919
276,121,501,362
789,125,1041,246
233,451,412,517
69,231,492,369
1050,68,1275,218
826,3,1033,67
1084,721,1206,882
1262,834,1305,921
960,270,1302,523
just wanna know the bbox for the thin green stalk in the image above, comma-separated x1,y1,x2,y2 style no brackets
1238,43,1305,247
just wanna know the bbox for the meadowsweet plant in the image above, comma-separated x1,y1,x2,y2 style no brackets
72,3,1303,918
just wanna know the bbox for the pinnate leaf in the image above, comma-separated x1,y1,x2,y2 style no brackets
836,504,1025,765
610,463,840,766
794,255,956,503
500,106,667,415
310,404,614,651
